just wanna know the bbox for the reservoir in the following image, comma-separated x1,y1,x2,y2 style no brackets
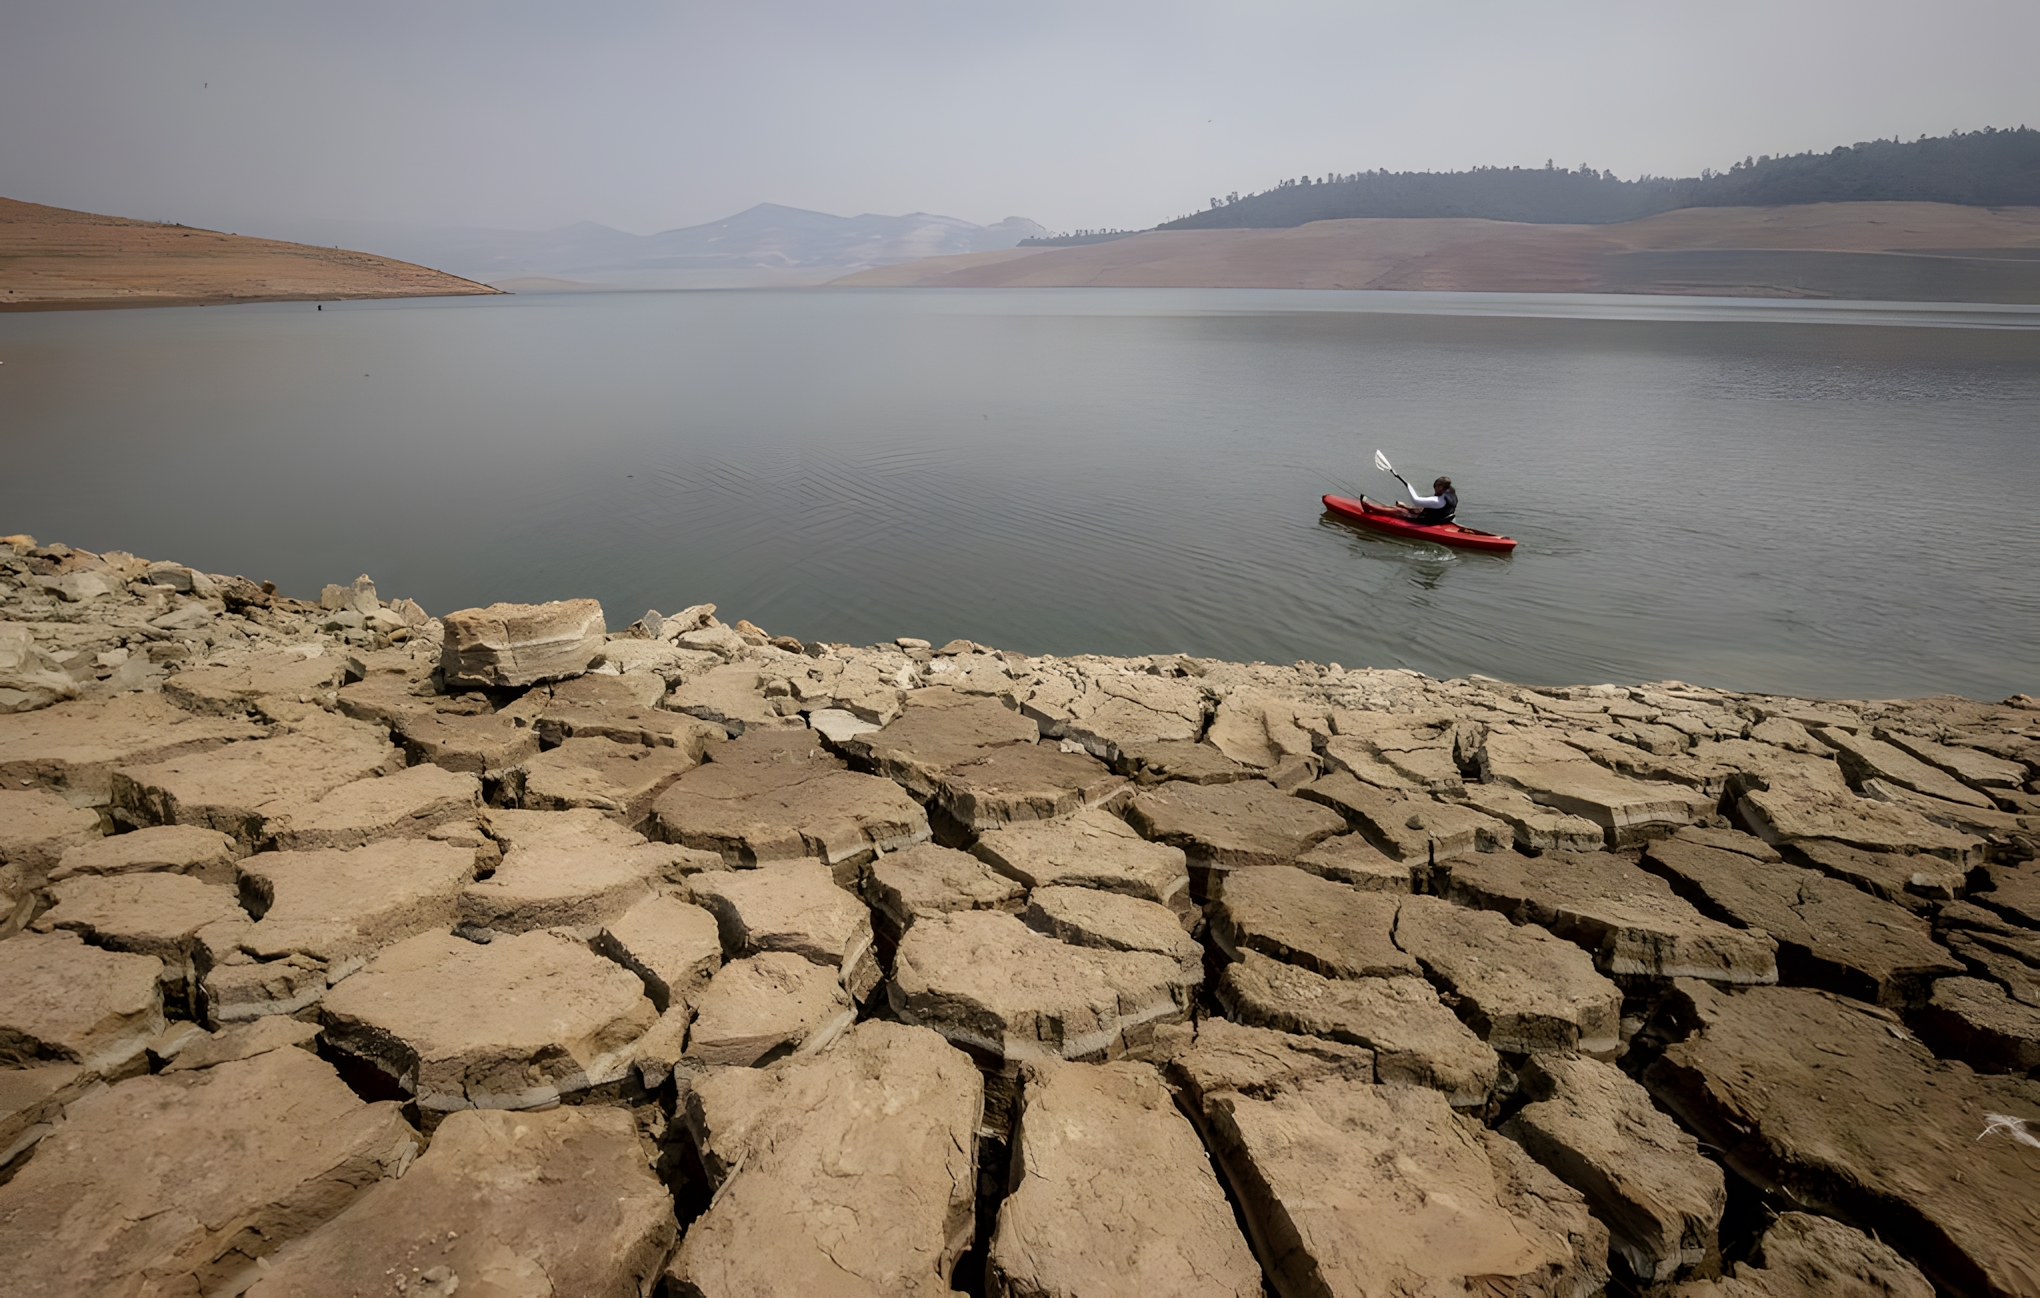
1,288,2035,701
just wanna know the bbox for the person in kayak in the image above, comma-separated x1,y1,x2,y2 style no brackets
1385,476,1457,525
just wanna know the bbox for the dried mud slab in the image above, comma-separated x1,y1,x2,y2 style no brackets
1908,975,2040,1075
198,838,479,1022
0,928,165,1077
651,728,930,870
862,840,1025,935
244,1106,674,1298
110,712,405,849
889,909,1195,1065
1446,849,1779,984
1125,779,1346,879
1394,895,1623,1056
1021,884,1204,978
1642,837,1960,1007
670,1020,982,1297
1644,982,2040,1297
1208,863,1418,980
970,805,1191,913
1736,783,1985,865
839,687,1039,798
1501,1053,1726,1283
1292,833,1417,891
683,950,854,1067
988,1059,1265,1298
689,860,880,1002
512,734,703,825
48,823,239,887
320,928,657,1112
0,1048,416,1295
0,693,262,806
592,892,723,1014
1217,949,1496,1108
1298,773,1507,863
161,648,353,720
1480,728,1712,846
1187,1064,1608,1297
264,763,481,851
35,871,241,1010
461,810,711,934
1672,1210,1934,1298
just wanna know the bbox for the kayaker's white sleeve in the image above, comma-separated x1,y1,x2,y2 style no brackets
1406,486,1445,508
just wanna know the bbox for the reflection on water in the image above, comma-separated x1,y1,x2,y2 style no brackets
1,288,2035,700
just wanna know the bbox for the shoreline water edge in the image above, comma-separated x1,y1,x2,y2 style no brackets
1,531,2036,1296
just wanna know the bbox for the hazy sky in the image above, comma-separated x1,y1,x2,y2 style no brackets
4,0,2037,236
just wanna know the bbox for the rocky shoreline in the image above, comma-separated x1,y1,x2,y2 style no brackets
1,534,2035,1297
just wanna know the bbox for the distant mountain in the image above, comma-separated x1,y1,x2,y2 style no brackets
245,205,1047,288
1159,127,2040,231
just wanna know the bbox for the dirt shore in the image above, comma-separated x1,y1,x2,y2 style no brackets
834,202,2040,301
0,197,499,311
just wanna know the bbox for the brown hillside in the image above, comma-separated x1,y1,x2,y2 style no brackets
0,197,500,311
832,203,2040,301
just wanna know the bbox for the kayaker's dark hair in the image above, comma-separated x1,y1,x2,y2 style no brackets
1434,476,1453,492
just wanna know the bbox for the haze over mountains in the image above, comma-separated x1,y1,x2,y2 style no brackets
251,204,1048,290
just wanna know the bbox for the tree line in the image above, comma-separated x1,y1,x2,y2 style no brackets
1151,128,2040,230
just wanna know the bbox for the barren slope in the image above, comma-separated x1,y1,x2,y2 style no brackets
834,203,2040,301
0,197,501,311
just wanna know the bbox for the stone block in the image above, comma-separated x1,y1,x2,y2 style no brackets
440,598,605,687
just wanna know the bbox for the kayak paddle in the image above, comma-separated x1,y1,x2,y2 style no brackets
1374,449,1411,492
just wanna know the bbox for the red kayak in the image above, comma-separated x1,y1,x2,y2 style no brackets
1321,494,1518,553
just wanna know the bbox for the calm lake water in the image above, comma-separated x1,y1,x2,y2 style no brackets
2,289,2036,701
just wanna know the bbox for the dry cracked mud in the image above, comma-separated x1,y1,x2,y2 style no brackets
1,534,2036,1297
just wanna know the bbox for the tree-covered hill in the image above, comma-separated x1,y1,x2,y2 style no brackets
1156,128,2040,230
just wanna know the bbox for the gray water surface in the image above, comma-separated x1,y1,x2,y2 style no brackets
2,288,2035,701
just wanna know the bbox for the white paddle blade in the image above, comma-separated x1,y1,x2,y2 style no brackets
1373,449,1393,473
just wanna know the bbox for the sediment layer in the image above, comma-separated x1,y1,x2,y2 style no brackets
1,533,2035,1297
